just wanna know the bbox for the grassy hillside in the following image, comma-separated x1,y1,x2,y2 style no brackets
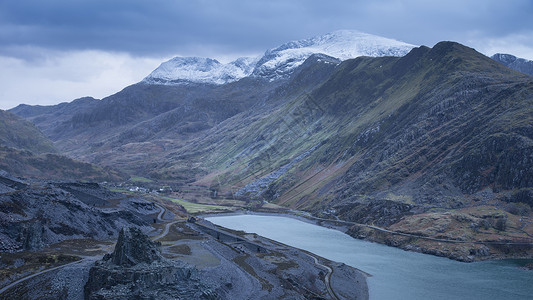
0,109,56,154
0,109,125,182
0,145,126,182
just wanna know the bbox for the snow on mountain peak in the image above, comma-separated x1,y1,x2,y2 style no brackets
143,30,416,85
143,56,258,85
252,30,416,80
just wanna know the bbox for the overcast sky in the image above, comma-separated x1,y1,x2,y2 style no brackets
1,0,533,110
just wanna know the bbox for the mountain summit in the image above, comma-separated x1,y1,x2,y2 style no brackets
143,56,258,85
143,30,415,85
252,30,415,80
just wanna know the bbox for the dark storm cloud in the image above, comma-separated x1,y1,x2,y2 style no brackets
2,0,532,60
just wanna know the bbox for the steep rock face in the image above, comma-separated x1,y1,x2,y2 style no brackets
110,227,162,266
84,227,217,300
492,53,533,76
316,43,533,210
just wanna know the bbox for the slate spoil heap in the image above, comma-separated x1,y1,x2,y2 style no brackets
84,227,217,300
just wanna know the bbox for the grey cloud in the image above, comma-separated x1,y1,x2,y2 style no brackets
0,0,532,59
1,0,532,110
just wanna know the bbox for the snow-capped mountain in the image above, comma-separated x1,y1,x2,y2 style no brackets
252,30,416,80
143,30,416,85
143,56,258,85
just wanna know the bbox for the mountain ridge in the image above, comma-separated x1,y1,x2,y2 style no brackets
143,30,415,85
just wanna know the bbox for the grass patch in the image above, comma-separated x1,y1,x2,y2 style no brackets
161,196,233,213
129,176,154,183
158,223,204,241
107,187,134,194
167,244,192,255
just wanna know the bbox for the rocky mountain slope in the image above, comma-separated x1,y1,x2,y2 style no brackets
9,53,341,177
492,53,533,76
10,39,533,213
8,33,533,259
184,42,533,211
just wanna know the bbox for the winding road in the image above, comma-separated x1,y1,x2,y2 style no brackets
153,220,179,241
154,203,167,221
306,253,339,300
152,204,178,241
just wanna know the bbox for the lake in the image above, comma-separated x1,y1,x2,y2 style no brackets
206,214,533,300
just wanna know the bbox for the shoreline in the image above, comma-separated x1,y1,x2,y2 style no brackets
194,214,369,299
199,209,533,264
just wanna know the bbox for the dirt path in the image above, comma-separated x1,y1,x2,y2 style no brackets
0,260,83,296
155,203,166,221
153,220,179,241
306,253,339,300
152,204,180,241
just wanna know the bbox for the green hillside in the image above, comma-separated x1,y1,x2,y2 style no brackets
0,109,56,154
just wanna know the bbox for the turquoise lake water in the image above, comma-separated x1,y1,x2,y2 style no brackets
206,214,533,300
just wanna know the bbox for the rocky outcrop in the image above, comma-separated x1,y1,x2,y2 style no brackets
84,227,217,300
109,227,162,267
